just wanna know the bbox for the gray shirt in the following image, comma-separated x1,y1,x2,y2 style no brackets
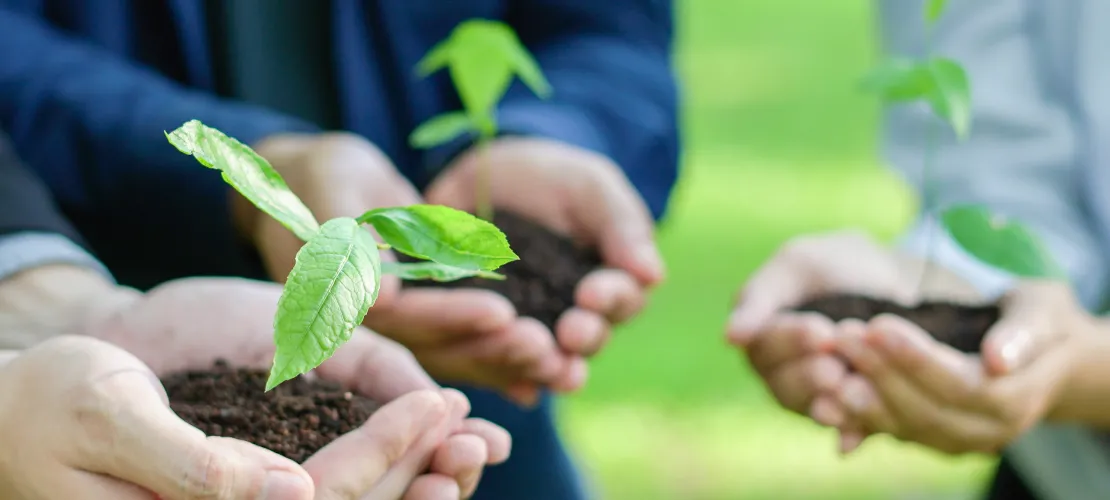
881,0,1110,498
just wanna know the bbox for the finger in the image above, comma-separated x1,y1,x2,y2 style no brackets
549,356,589,393
317,329,438,402
504,382,542,408
428,434,488,497
304,390,450,500
456,418,512,465
746,313,837,374
74,371,314,500
809,395,847,428
865,314,983,404
554,308,611,357
838,426,868,455
419,318,567,390
575,268,646,324
763,355,847,414
499,317,567,382
835,374,899,435
583,171,664,287
983,282,1068,376
402,474,461,500
365,288,516,344
727,259,816,345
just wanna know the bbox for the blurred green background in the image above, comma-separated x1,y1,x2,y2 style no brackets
556,1,997,498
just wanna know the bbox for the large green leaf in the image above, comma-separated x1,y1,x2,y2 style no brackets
923,58,972,140
860,57,972,140
267,217,381,390
381,261,505,282
940,205,1063,279
167,120,320,242
415,19,551,125
357,204,517,271
409,111,475,149
859,58,934,102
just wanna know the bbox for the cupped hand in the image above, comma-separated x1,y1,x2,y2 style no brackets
422,137,664,386
726,231,923,425
83,276,510,497
0,335,317,499
830,281,1089,455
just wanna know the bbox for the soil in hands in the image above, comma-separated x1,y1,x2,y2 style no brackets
401,211,602,331
163,360,380,463
794,294,1000,354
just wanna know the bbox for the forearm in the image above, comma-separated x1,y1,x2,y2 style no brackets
0,234,135,349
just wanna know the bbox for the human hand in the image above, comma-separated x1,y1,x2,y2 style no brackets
249,133,568,405
423,137,664,385
725,230,979,447
830,281,1091,455
0,336,507,499
0,335,317,499
81,276,510,496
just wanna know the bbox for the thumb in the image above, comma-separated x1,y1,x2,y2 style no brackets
77,372,314,500
303,390,454,500
982,283,1062,376
582,175,663,287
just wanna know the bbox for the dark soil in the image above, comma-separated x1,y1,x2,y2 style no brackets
163,360,380,463
793,294,1000,353
401,210,602,331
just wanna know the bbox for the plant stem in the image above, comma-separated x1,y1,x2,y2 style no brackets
474,133,494,221
915,114,940,292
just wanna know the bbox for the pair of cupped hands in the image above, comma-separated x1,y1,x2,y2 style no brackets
0,133,663,499
728,230,1100,456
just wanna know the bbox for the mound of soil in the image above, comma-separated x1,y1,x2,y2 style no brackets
163,360,380,463
794,294,1000,353
401,211,602,331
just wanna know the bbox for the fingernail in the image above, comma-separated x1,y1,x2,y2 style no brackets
259,470,310,500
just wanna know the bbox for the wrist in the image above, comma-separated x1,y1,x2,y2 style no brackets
0,264,139,348
1044,317,1110,427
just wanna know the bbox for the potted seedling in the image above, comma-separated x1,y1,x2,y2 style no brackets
158,119,517,462
403,19,603,331
795,0,1062,353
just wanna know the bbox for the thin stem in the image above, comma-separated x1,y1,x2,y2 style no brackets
915,113,940,292
474,133,494,221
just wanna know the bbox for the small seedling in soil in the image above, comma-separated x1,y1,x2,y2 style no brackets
161,119,517,461
407,19,603,332
795,0,1062,353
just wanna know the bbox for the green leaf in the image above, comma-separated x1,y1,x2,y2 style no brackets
923,57,972,140
415,19,551,123
940,205,1063,279
267,217,381,391
357,204,517,271
859,58,933,102
409,111,475,149
167,120,320,242
924,0,949,24
382,261,505,282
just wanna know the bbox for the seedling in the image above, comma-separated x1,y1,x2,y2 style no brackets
408,19,552,221
860,0,1063,280
167,120,518,390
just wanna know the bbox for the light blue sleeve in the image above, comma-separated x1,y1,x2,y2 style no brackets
878,0,1107,310
0,232,113,283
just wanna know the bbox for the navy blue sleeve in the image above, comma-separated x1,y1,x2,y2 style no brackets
0,8,319,283
501,0,681,221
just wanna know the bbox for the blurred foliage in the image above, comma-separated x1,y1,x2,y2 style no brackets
555,1,995,498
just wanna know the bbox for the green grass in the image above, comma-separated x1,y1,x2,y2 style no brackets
556,1,997,498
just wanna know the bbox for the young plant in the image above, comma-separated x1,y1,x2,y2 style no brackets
408,19,552,221
860,0,1063,280
166,120,518,390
